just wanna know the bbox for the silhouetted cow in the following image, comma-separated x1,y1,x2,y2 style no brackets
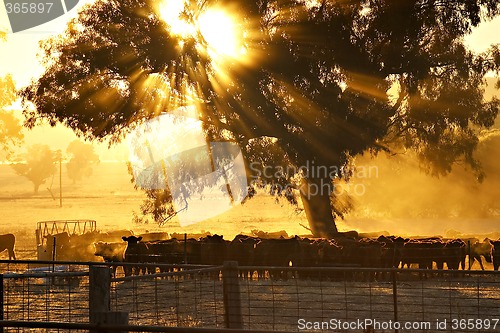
199,235,227,265
254,236,301,279
0,234,16,260
227,235,259,279
469,240,493,270
122,236,152,275
489,239,500,271
443,239,466,270
45,232,71,260
400,240,444,269
378,236,406,269
147,239,182,270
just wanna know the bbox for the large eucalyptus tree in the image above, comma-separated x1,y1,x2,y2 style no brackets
22,0,500,236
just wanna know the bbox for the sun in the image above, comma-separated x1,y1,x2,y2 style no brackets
198,9,243,59
158,1,245,61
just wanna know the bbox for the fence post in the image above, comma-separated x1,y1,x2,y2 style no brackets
184,233,188,264
222,261,243,329
0,274,4,333
89,265,111,323
392,269,399,333
468,240,472,270
93,311,129,332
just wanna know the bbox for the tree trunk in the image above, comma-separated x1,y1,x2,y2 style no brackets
299,177,338,238
34,183,40,194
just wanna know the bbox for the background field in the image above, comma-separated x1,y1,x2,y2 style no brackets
1,160,499,261
0,161,311,259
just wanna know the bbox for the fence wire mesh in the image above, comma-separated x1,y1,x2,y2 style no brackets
1,261,500,332
235,267,500,332
110,265,225,328
1,260,91,332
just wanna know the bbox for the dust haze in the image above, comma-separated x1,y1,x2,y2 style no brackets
342,78,500,237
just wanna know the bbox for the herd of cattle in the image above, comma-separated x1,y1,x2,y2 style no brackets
3,229,496,278
90,231,500,277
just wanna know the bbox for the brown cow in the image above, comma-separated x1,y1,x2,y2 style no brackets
469,240,493,270
94,241,127,276
251,229,288,239
0,234,16,260
489,239,500,271
45,232,71,260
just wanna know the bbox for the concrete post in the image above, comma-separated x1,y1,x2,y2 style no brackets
89,265,111,323
222,261,243,329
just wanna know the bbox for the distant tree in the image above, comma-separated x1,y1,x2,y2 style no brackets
21,0,500,236
66,140,100,184
0,31,23,158
11,144,57,194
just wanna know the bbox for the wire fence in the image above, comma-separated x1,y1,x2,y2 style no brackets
235,267,500,332
0,260,90,325
108,265,500,332
110,265,225,328
1,261,500,332
0,260,91,333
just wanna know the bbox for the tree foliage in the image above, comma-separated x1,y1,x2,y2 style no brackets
0,31,23,157
21,0,500,235
66,140,100,183
11,144,57,194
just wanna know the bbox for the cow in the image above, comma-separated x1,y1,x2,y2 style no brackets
443,239,466,270
94,241,127,276
146,239,183,274
170,232,211,240
400,240,444,270
251,229,288,239
199,235,227,266
199,235,227,279
317,239,343,267
0,234,16,260
378,236,406,269
489,239,500,271
137,232,169,242
354,238,386,280
45,232,71,260
315,239,343,280
122,236,152,275
335,230,359,239
146,237,202,268
227,235,259,279
254,236,301,280
468,240,493,270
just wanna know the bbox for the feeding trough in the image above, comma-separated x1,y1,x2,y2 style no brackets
36,219,97,261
